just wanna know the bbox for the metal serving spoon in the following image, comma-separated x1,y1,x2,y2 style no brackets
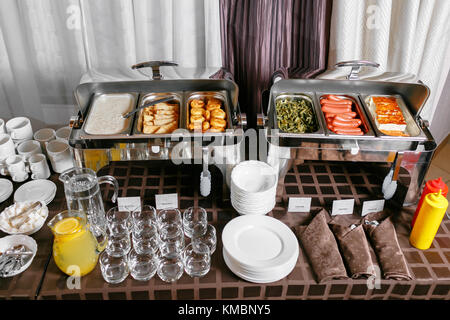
121,96,175,119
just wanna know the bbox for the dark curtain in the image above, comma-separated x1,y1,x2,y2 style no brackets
217,0,332,128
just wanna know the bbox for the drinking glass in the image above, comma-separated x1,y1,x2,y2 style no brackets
132,205,157,230
106,207,131,236
157,208,182,230
128,248,158,281
158,224,185,258
183,207,207,238
183,242,211,277
132,223,159,255
99,251,129,284
157,251,184,283
192,224,216,254
106,231,131,257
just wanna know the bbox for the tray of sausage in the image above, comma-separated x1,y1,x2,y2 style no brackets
318,93,375,137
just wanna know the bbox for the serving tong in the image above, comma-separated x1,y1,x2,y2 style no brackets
0,245,34,277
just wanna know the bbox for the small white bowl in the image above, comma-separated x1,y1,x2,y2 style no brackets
231,161,277,194
0,201,49,235
0,234,37,277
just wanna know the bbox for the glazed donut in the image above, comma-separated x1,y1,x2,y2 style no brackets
210,109,226,119
189,122,202,131
204,110,211,121
210,118,226,128
206,104,221,112
209,126,225,133
207,98,221,105
202,121,210,132
190,108,204,116
190,99,205,109
190,115,205,123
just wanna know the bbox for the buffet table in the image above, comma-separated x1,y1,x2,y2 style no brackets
1,160,449,300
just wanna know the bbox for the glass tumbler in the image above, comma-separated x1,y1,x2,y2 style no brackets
106,231,131,257
128,248,158,281
157,251,184,283
183,207,207,238
106,207,131,236
157,208,182,230
183,242,211,277
132,223,159,255
192,224,216,254
99,251,129,284
132,205,157,230
158,224,185,258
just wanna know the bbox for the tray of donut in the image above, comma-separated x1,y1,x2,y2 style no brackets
186,91,232,134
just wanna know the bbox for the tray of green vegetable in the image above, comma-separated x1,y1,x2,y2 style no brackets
274,93,324,135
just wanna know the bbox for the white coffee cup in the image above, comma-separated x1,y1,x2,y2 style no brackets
34,128,56,155
17,140,42,161
5,117,33,141
46,140,74,173
0,118,5,134
29,153,51,180
0,133,16,159
1,155,29,182
55,126,71,142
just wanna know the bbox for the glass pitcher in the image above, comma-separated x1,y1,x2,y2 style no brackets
59,167,119,237
48,210,104,276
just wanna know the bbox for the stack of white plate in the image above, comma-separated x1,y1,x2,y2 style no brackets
230,161,277,215
222,215,299,283
14,179,57,205
0,179,13,203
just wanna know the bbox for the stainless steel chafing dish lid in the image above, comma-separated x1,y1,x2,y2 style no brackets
268,79,430,121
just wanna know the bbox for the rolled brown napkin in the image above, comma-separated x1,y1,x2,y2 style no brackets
363,211,413,280
295,209,348,283
329,221,376,279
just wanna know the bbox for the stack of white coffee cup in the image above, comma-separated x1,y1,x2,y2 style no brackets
0,117,74,183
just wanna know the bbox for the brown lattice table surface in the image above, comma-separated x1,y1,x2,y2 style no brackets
2,160,449,300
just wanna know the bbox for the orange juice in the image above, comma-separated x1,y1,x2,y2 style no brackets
51,215,99,276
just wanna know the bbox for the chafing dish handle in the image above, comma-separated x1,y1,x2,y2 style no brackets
131,61,178,80
335,60,380,80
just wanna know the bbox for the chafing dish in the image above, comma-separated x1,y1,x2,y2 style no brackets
68,62,247,195
262,61,437,206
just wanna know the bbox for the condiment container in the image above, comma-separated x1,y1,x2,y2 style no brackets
410,190,448,250
411,177,448,227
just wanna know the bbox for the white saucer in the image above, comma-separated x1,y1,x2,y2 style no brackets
0,179,13,203
14,179,57,205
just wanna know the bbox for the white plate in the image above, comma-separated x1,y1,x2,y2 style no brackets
223,248,297,283
0,234,37,278
222,215,299,270
0,179,13,203
14,179,56,204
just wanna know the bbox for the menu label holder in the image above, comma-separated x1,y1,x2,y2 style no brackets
288,197,312,212
155,193,178,210
331,199,355,216
361,199,385,216
117,197,142,212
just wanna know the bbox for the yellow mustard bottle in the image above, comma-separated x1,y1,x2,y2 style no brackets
410,190,448,250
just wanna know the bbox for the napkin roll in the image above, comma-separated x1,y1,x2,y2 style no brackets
295,209,348,283
329,222,376,279
363,211,413,281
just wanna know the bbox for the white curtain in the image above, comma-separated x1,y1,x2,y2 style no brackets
0,0,222,128
319,0,450,133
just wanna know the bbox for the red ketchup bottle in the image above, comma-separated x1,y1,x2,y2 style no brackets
412,177,448,228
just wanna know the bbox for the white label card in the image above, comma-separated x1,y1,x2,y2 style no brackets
117,197,141,212
361,199,385,216
155,193,178,210
331,199,355,216
288,197,312,212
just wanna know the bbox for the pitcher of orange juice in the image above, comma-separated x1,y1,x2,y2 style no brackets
48,210,106,276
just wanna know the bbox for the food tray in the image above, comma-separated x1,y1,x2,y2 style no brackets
133,92,184,138
317,93,375,138
185,91,233,135
80,92,138,139
273,93,325,138
361,94,424,139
